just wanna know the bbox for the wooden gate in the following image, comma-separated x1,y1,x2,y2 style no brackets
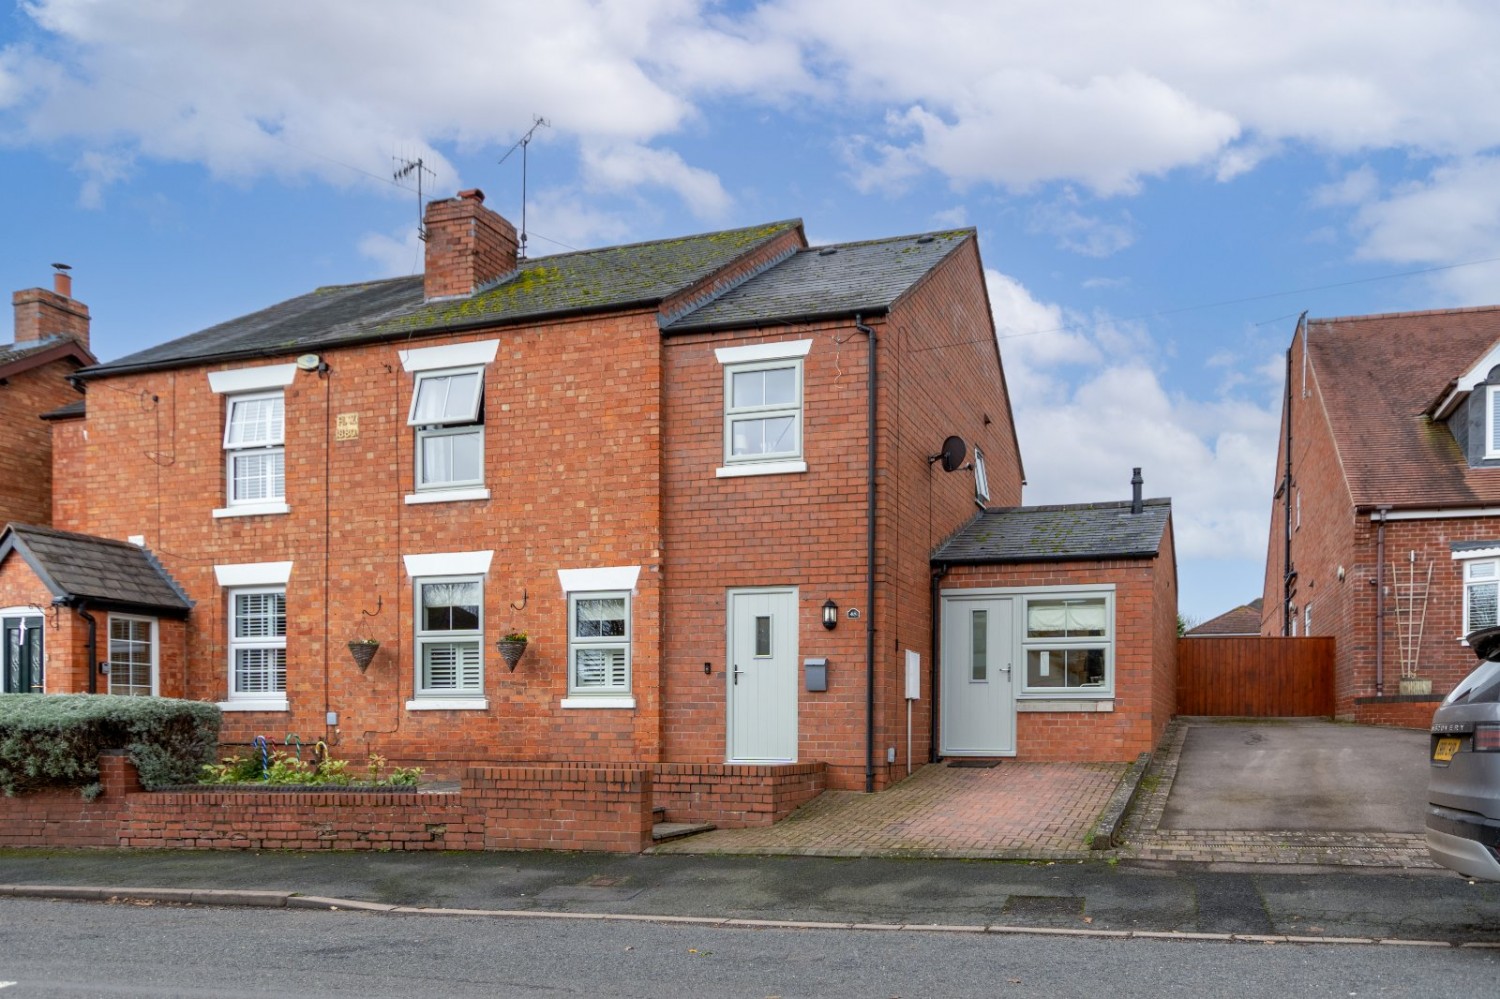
1177,636,1334,717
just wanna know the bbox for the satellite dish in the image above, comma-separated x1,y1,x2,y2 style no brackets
295,353,322,371
930,435,967,472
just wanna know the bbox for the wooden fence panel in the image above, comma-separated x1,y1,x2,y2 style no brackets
1177,636,1335,717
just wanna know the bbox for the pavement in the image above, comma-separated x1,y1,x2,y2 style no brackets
0,715,1465,942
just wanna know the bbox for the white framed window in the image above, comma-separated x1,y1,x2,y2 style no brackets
1021,592,1113,695
1488,386,1500,459
568,591,631,696
973,446,990,506
222,391,286,512
714,339,812,478
1467,560,1499,634
106,614,157,697
414,576,484,700
227,587,286,709
409,367,485,493
1304,602,1312,635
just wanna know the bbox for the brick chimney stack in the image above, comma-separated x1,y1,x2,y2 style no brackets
422,189,519,300
12,265,90,350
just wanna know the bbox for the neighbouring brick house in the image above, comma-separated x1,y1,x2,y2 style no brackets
0,269,94,529
1262,306,1500,728
1185,597,1262,637
2,189,1177,831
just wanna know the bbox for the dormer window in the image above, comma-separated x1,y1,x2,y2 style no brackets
1487,385,1500,459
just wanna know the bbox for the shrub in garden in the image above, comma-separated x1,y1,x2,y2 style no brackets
0,694,222,798
199,748,422,787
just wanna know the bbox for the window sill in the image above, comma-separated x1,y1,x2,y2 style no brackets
218,699,289,712
1017,697,1114,712
404,487,491,505
213,502,290,519
560,695,636,709
406,697,489,711
716,459,807,479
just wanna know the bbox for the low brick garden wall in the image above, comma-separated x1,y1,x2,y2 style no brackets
0,754,826,853
1353,694,1442,730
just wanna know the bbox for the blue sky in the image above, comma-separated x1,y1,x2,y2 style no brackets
5,0,1500,622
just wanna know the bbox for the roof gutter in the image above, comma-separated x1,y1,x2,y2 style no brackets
856,313,879,794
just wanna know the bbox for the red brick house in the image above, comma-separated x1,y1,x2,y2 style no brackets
1262,306,1500,727
2,190,1177,824
1,269,94,528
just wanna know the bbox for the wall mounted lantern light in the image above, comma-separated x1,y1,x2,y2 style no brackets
822,598,839,630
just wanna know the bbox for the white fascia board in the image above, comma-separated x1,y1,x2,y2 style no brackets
557,565,642,594
714,338,813,365
399,339,499,373
1375,507,1500,521
208,364,299,395
214,561,293,587
1453,546,1500,561
403,550,494,578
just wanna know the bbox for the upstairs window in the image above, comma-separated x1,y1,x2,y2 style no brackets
224,392,285,506
973,446,990,506
714,339,812,478
409,368,485,492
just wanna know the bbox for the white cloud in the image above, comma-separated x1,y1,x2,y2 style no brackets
1028,194,1135,258
579,141,731,219
357,226,423,278
1313,165,1380,208
989,269,1281,563
72,148,133,209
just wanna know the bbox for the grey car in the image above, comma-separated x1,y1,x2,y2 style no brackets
1427,626,1500,879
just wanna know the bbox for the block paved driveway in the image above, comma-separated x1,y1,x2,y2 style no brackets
655,717,1440,868
651,760,1126,859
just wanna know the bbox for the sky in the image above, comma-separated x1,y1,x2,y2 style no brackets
4,0,1500,623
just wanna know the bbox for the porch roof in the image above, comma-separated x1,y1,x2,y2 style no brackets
932,498,1171,564
0,524,192,616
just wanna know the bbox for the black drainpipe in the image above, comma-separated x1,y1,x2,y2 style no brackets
929,562,948,762
74,601,98,694
1375,506,1391,696
855,314,878,793
1281,327,1298,636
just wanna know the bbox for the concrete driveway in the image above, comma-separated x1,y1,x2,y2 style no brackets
1161,717,1429,832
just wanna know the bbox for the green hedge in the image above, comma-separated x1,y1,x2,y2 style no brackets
0,695,222,798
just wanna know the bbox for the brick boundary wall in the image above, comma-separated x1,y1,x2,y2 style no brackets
0,756,825,852
652,762,825,828
1353,695,1442,731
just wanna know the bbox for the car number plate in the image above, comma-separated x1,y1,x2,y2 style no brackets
1434,737,1462,762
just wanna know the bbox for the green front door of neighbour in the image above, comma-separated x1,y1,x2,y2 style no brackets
2,615,44,693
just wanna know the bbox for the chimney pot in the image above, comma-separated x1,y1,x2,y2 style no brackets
1130,467,1144,515
457,188,485,202
53,271,72,298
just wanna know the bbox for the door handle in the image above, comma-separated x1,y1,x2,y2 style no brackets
733,664,744,685
999,663,1012,674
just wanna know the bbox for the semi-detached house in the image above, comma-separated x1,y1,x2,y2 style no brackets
1,189,1177,828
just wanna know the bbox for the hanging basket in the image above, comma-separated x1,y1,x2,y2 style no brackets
497,637,528,672
348,641,380,672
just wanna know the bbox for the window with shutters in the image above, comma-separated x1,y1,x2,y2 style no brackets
228,587,286,708
1488,386,1500,459
568,592,630,696
414,576,484,699
408,367,484,492
223,392,285,508
1466,560,1499,634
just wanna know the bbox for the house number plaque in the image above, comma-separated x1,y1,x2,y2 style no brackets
335,413,359,440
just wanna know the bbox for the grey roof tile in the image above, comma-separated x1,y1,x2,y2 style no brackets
39,399,86,420
0,524,192,614
83,220,804,377
933,498,1171,563
667,229,972,331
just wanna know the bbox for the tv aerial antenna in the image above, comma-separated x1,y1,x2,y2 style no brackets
498,116,550,259
392,155,436,241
